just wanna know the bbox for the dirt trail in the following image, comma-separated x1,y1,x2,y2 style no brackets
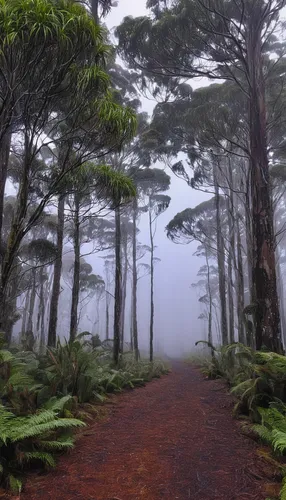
22,363,276,500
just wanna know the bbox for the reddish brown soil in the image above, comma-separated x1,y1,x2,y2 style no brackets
21,363,279,500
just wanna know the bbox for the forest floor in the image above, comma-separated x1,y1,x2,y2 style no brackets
20,362,281,500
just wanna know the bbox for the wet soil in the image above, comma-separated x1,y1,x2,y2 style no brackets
21,363,279,500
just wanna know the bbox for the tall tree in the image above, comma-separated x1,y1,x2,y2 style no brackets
116,0,286,352
133,168,171,361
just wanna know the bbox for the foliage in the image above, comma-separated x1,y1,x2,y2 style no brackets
0,398,84,492
0,334,168,491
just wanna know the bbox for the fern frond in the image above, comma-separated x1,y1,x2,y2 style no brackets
280,477,286,500
21,451,56,467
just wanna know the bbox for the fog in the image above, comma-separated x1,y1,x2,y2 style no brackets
73,0,211,357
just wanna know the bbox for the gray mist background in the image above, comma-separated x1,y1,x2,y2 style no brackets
92,0,210,356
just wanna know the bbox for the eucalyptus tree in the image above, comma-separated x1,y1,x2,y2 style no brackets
167,196,231,344
18,239,57,345
133,168,171,361
0,0,137,341
192,246,219,347
116,0,286,353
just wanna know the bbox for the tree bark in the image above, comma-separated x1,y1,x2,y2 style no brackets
227,196,235,344
105,292,109,340
120,229,128,351
149,202,155,361
246,9,283,353
236,217,245,344
132,199,139,361
0,135,32,334
27,268,36,333
205,249,213,348
113,205,122,365
213,163,228,345
21,289,30,339
47,195,65,347
0,132,11,264
69,194,80,343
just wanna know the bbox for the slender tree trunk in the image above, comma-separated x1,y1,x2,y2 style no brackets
37,267,44,332
205,249,213,349
113,206,122,365
132,199,139,361
0,132,11,264
37,268,46,351
246,9,283,353
70,194,80,343
105,293,109,340
27,268,36,333
120,231,128,352
149,204,155,361
0,136,32,335
21,289,30,339
213,164,228,345
245,181,253,305
91,0,99,23
47,195,65,347
130,291,134,350
227,209,235,344
236,217,245,344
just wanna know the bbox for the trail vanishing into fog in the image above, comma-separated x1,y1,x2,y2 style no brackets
22,364,271,500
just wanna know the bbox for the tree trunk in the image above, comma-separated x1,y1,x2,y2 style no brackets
213,164,228,345
244,172,254,305
0,136,32,335
0,132,12,264
205,249,213,348
27,268,36,333
120,230,128,352
47,195,65,347
132,199,139,361
130,291,134,350
105,292,109,340
227,198,235,344
70,194,80,343
21,289,30,339
246,10,283,353
113,206,122,365
149,203,155,361
236,217,246,344
37,268,46,351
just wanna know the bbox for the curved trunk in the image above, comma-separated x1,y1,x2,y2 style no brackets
47,195,65,347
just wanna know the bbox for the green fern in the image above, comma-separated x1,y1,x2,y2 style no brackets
0,401,85,491
280,477,286,500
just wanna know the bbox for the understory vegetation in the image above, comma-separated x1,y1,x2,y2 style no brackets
198,342,286,499
0,333,168,492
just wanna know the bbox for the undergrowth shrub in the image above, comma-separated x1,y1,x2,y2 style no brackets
0,397,84,493
0,333,168,492
196,341,286,499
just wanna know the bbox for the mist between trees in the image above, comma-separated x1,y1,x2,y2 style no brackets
1,0,286,364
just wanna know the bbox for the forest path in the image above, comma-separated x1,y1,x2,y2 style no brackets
22,363,275,500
